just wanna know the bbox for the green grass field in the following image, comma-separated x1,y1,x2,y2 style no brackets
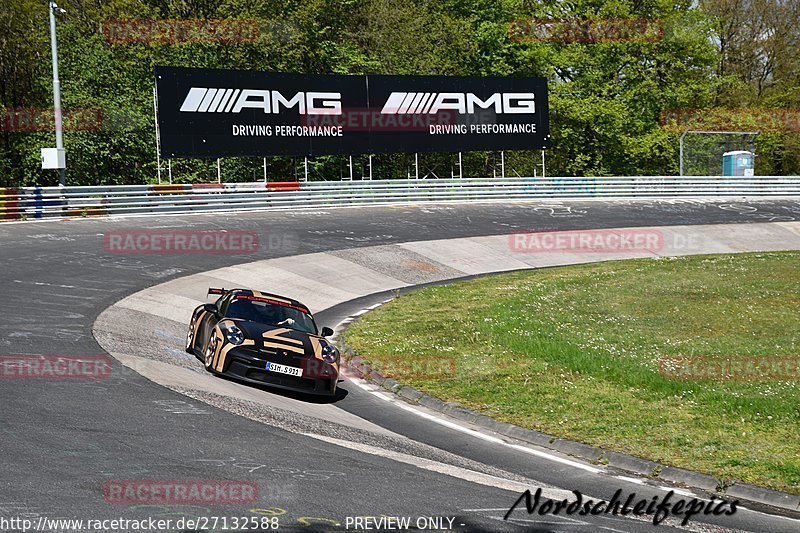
345,252,800,494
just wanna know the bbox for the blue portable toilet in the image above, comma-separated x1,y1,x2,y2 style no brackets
722,150,754,176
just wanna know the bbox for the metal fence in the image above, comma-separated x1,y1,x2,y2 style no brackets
1,176,799,220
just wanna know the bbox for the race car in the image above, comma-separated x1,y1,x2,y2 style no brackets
185,288,340,395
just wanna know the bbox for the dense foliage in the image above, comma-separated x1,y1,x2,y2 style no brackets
1,0,798,186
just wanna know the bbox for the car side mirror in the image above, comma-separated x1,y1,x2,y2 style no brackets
320,327,334,337
203,303,219,316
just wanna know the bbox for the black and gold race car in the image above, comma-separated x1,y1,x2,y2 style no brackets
185,288,340,395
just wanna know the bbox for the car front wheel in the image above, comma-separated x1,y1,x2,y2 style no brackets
204,335,219,372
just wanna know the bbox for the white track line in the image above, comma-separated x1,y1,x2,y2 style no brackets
338,314,602,474
659,486,696,497
301,432,572,497
614,476,645,485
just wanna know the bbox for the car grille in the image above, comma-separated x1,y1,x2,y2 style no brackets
236,346,303,365
259,347,306,362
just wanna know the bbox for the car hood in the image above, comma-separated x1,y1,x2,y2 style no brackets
233,320,326,359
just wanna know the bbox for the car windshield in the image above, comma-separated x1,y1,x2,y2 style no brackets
226,297,317,335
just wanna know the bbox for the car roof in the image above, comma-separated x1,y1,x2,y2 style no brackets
225,288,311,314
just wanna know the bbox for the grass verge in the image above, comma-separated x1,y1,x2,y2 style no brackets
344,252,800,494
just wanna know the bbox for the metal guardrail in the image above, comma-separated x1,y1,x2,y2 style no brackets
1,176,799,220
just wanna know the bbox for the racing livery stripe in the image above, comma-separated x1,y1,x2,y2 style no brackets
192,310,207,341
211,332,224,369
262,329,307,354
216,339,255,372
234,294,309,313
214,336,225,371
276,336,304,346
265,327,292,336
309,336,323,358
262,328,304,346
251,290,291,303
263,341,305,355
263,328,305,345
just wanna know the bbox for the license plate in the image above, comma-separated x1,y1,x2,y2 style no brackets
266,362,303,377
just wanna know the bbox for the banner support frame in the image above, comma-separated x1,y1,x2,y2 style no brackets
153,86,162,184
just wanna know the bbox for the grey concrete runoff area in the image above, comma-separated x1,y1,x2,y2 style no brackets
1,199,800,533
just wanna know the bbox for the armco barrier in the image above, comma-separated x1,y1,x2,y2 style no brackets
0,188,21,220
0,176,798,220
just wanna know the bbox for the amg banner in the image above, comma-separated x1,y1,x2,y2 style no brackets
155,66,549,158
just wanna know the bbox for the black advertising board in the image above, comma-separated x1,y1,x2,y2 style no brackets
155,67,368,157
155,66,550,158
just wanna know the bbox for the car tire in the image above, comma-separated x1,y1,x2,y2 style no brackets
204,335,219,372
185,316,197,355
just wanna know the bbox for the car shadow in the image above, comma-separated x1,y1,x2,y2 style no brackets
216,373,349,404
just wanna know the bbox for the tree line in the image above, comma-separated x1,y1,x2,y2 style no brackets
1,0,798,186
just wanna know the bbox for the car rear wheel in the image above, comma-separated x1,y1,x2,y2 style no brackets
185,316,197,354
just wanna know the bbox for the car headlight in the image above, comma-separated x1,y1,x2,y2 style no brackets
321,343,339,363
225,324,245,345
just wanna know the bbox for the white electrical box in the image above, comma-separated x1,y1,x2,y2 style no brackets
41,148,66,169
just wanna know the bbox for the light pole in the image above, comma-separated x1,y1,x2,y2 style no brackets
679,129,688,177
48,0,66,186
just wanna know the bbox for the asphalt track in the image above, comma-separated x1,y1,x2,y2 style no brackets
2,199,800,533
